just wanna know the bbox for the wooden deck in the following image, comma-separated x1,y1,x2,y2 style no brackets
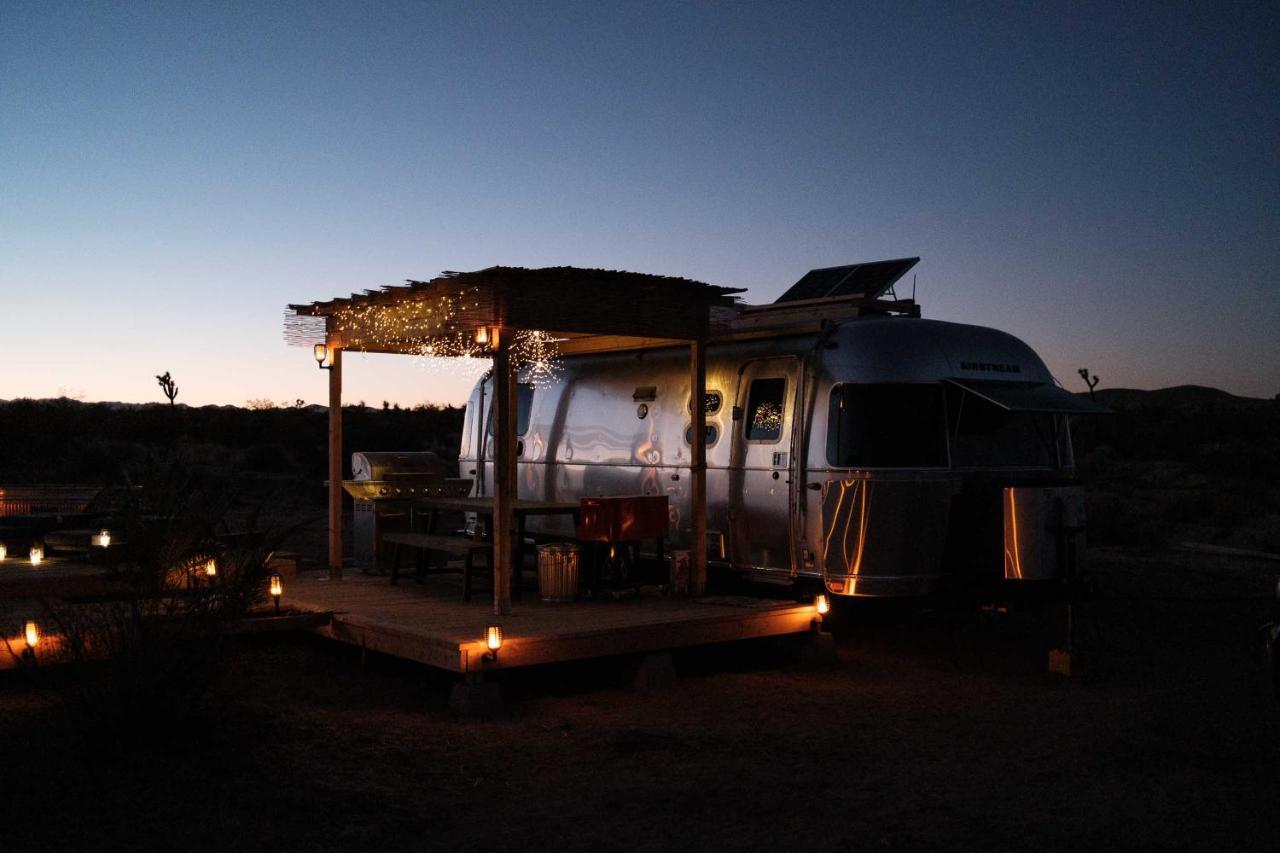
287,573,818,673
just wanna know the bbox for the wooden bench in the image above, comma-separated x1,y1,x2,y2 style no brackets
382,532,491,601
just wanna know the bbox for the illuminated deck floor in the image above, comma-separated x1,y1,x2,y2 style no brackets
288,572,816,674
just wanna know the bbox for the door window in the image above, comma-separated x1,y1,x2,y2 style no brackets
485,383,535,437
744,378,786,442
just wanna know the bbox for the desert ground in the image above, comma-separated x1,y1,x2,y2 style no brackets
2,542,1277,852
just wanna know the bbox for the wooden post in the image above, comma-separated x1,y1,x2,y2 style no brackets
328,344,344,580
690,339,707,595
491,327,515,615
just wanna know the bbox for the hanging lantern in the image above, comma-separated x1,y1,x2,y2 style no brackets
24,620,39,649
29,544,43,566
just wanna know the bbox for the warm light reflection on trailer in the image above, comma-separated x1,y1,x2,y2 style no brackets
820,479,871,595
1004,488,1024,580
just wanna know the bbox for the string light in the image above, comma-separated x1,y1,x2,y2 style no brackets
288,283,565,384
511,330,563,387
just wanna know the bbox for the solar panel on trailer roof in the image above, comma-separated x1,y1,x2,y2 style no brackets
775,257,920,304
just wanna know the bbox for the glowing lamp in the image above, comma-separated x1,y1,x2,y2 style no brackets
24,620,39,649
0,543,6,561
815,594,830,615
483,624,503,661
92,529,111,548
313,343,331,370
474,326,490,346
29,544,43,566
205,559,217,578
269,574,283,613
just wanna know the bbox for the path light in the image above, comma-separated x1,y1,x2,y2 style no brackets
92,529,111,548
483,624,503,661
24,620,39,649
812,594,830,633
313,342,332,370
205,558,218,578
29,544,43,566
269,574,283,613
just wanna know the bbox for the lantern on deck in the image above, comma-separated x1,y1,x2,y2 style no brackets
91,529,111,548
0,543,7,561
483,624,503,661
24,620,39,649
815,594,830,616
29,544,43,566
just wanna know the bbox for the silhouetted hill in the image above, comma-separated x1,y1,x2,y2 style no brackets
0,398,464,498
1072,387,1280,551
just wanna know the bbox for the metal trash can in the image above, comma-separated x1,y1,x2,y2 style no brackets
537,543,580,602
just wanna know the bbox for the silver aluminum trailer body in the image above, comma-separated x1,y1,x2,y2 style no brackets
459,317,1089,596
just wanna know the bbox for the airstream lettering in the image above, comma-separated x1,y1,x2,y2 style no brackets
460,268,1103,597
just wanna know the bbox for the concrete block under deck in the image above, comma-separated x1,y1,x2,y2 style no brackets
287,573,817,674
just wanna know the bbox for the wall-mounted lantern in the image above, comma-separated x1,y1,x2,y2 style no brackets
314,343,332,370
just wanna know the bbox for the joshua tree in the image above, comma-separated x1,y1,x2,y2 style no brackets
1077,368,1099,401
156,371,179,406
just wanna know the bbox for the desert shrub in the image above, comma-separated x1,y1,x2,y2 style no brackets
1086,492,1164,548
4,456,305,752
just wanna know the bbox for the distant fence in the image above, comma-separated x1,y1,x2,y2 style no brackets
0,485,103,517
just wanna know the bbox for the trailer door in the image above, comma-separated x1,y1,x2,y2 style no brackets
729,357,799,572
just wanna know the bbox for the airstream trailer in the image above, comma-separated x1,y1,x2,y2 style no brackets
459,260,1103,597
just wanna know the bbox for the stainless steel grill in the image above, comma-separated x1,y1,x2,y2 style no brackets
348,452,463,573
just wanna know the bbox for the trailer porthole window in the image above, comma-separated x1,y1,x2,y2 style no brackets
688,391,722,414
684,424,719,446
744,378,786,442
486,383,535,437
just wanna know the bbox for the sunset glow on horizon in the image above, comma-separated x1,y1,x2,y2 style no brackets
2,2,1276,406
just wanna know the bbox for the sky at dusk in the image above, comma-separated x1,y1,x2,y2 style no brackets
2,1,1277,407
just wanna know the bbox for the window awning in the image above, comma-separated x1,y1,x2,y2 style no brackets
946,379,1109,415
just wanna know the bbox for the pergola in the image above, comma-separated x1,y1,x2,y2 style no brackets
287,266,742,615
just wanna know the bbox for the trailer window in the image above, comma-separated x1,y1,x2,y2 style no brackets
744,378,786,442
826,384,947,468
684,424,720,446
945,384,1059,468
689,391,722,415
486,383,535,437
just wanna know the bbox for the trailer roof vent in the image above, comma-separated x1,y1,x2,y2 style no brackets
775,257,919,304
